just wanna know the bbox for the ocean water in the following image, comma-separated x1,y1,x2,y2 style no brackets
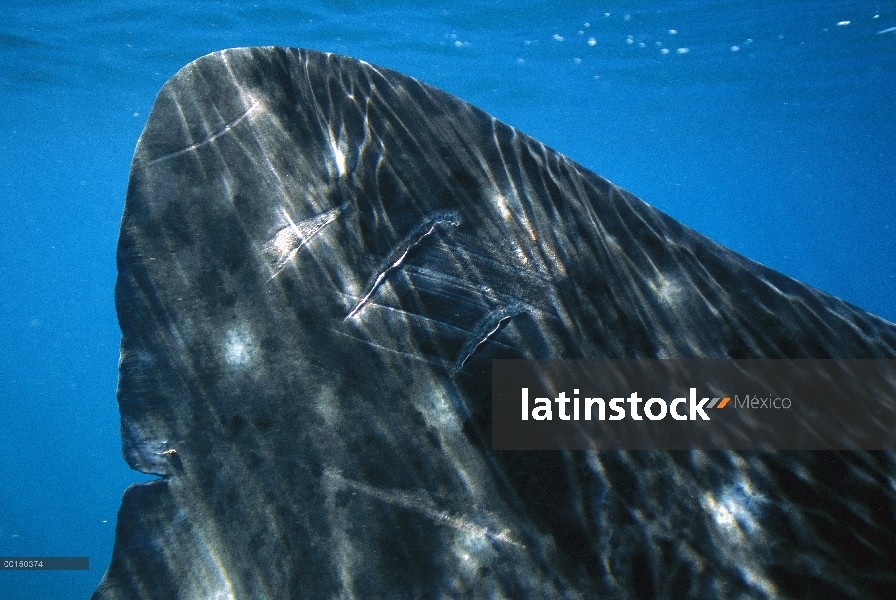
0,1,894,598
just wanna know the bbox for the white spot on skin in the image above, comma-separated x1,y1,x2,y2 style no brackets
422,392,462,434
493,193,512,221
331,140,346,176
314,384,342,427
701,479,775,597
224,329,255,367
650,275,685,309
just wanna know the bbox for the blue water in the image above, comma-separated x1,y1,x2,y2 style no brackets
0,1,894,598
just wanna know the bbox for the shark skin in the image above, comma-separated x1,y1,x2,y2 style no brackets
94,47,896,599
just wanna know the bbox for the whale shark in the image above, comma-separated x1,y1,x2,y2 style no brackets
93,47,896,599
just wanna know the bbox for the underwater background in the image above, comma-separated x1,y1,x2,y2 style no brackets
0,1,894,598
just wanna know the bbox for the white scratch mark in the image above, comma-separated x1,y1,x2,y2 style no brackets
325,470,523,548
263,205,343,278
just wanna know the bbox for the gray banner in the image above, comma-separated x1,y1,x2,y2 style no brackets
0,557,89,570
492,359,896,450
